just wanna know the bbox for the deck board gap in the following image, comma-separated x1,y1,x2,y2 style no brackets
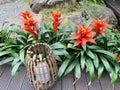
20,72,27,90
84,72,89,90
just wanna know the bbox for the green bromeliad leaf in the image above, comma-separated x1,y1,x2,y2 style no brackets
80,52,86,70
20,50,26,66
0,45,19,51
12,57,20,66
82,45,86,51
93,54,99,69
51,42,66,49
86,18,92,26
0,57,14,65
0,51,15,57
54,55,62,62
86,49,95,60
0,43,6,47
53,49,70,58
106,56,119,73
75,62,81,79
110,72,118,85
98,64,104,80
11,61,22,77
87,45,101,50
94,50,116,60
68,20,76,32
64,59,78,75
58,59,70,77
67,43,80,50
86,58,95,85
99,55,113,73
17,35,27,40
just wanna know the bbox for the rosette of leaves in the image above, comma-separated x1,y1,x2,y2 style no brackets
58,19,120,85
105,28,120,53
36,12,71,62
0,24,34,77
37,22,71,62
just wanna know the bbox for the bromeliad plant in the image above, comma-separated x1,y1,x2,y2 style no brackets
0,24,35,77
0,10,69,76
37,11,70,61
58,18,120,85
0,10,41,77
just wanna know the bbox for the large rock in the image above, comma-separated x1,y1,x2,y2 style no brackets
62,4,118,26
89,4,118,26
62,12,86,26
30,0,79,13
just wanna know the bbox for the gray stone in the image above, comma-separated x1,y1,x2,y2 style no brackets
30,0,78,13
47,0,64,5
62,4,118,26
62,12,86,26
87,4,118,26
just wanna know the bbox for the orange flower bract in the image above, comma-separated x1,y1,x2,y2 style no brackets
71,24,96,46
21,17,38,26
92,18,112,35
117,55,120,62
20,10,38,40
20,9,32,19
51,12,62,33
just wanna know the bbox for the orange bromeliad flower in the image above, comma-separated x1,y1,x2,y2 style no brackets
20,9,32,19
71,24,96,46
51,12,62,33
22,17,38,26
22,25,38,40
20,10,38,40
92,18,112,35
117,55,120,62
52,12,61,18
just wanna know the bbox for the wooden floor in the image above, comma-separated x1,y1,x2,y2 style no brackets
0,65,120,90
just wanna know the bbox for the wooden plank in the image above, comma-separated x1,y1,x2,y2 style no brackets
7,66,26,90
50,78,62,90
62,72,75,90
114,78,120,90
0,65,5,77
0,65,12,90
20,74,34,90
100,72,114,90
86,72,102,90
75,72,88,90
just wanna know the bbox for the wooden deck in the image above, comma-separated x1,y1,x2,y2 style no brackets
0,65,120,90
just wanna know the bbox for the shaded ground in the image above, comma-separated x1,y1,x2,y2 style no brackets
0,0,30,29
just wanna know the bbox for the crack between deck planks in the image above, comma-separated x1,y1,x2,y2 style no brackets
20,73,27,90
6,78,12,90
84,72,89,90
